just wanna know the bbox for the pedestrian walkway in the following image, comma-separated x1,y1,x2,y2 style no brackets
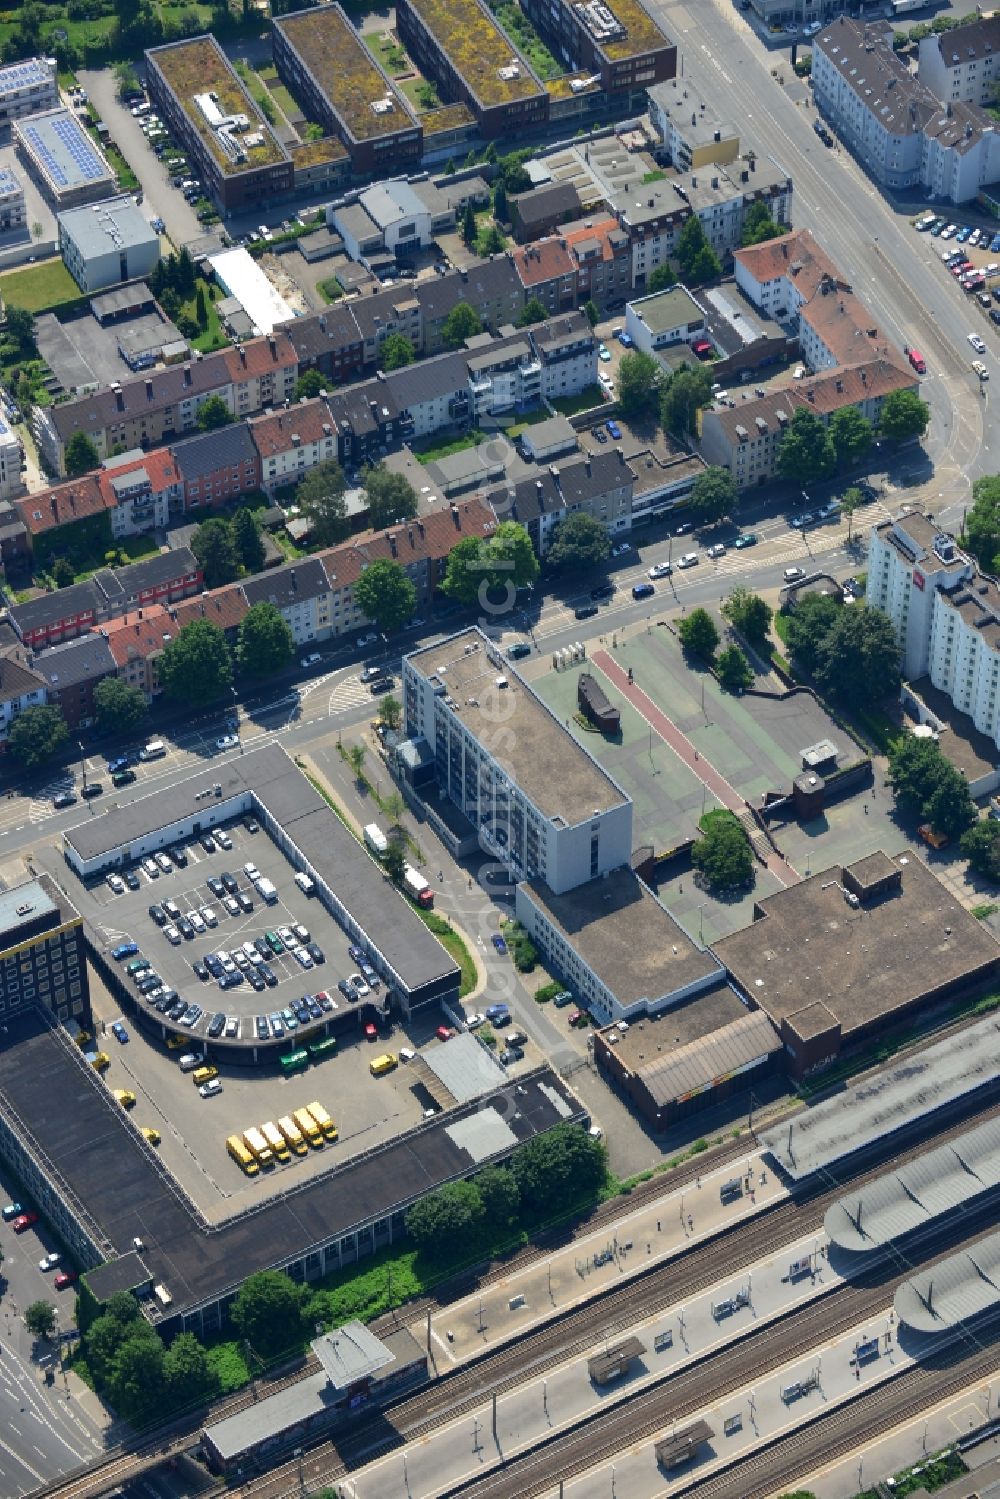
430,1152,785,1366
592,649,800,887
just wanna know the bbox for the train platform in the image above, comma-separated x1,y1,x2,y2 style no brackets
429,1150,787,1366
343,1221,840,1499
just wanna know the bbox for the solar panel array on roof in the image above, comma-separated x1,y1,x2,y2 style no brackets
0,59,51,93
22,112,107,187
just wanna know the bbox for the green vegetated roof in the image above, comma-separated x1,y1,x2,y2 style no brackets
407,0,545,105
289,135,350,166
597,0,672,61
151,37,287,173
546,71,601,99
421,101,476,134
277,7,417,142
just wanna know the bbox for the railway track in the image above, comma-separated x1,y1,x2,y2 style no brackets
233,1097,1000,1499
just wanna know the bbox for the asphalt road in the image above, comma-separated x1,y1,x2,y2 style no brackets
655,0,991,504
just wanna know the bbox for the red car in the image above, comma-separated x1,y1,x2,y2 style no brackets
436,1024,452,1042
54,1270,78,1290
364,1021,377,1040
12,1212,38,1233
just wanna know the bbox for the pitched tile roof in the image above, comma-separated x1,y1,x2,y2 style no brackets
47,349,234,444
0,654,46,701
242,557,330,609
320,495,497,592
795,357,916,414
16,475,111,536
98,446,182,505
512,237,577,289
733,227,843,297
509,181,581,228
33,632,116,690
249,399,336,459
220,331,297,382
10,580,103,635
169,583,249,635
170,423,260,481
98,605,173,668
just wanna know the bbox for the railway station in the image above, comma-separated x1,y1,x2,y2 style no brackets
895,1228,1000,1334
759,1013,1000,1185
824,1115,1000,1254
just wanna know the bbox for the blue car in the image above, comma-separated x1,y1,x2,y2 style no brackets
491,933,508,954
991,232,1000,252
107,755,131,774
111,1021,129,1044
956,225,972,242
606,419,622,440
616,330,634,347
1,1202,23,1221
485,1003,511,1023
112,941,138,961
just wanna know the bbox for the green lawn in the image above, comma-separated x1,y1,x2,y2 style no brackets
417,910,477,997
317,277,344,304
0,260,80,313
551,384,606,416
414,429,484,462
233,58,283,128
368,32,410,76
491,0,561,78
399,76,440,112
267,79,300,120
180,278,228,355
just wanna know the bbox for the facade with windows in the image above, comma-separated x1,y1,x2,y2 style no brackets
0,57,57,124
0,876,89,1026
918,18,1000,110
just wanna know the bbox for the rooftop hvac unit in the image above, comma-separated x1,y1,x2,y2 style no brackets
370,96,396,115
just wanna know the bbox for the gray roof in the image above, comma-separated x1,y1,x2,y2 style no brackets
32,632,116,690
11,579,102,634
490,448,630,526
629,285,704,335
384,348,467,407
415,257,522,326
312,1321,394,1387
531,310,594,359
509,180,581,227
17,108,113,191
413,1031,509,1106
58,197,158,256
93,545,198,602
335,202,381,244
171,423,259,481
361,179,426,229
759,1013,1000,1183
0,653,46,700
242,556,329,608
281,304,363,364
90,283,156,318
824,1114,1000,1254
895,1227,1000,1334
46,350,232,444
0,877,57,943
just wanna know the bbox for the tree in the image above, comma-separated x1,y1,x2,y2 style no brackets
518,297,548,326
440,535,492,606
716,643,753,691
194,283,208,329
405,1179,485,1255
191,516,239,588
616,350,662,421
232,507,265,574
354,558,416,633
94,678,148,735
828,407,873,470
380,332,414,370
722,586,771,645
113,60,141,99
236,601,293,677
196,395,232,431
9,705,68,769
440,523,539,604
383,834,407,883
493,180,508,222
647,262,677,293
546,512,610,574
231,1271,303,1358
840,485,864,542
924,764,976,840
24,1301,57,1339
740,200,782,247
692,811,754,891
347,742,366,783
676,216,721,283
510,1121,605,1212
294,368,327,400
960,818,1000,880
783,592,841,673
879,388,930,443
295,459,349,546
476,1164,519,1226
477,223,506,257
362,463,418,530
488,519,540,593
106,1330,166,1424
378,693,402,732
441,301,483,349
689,466,736,525
678,607,719,661
5,304,34,351
158,619,233,706
964,474,1000,569
64,430,99,478
162,1331,219,1406
461,202,477,247
51,556,75,588
814,605,901,705
583,299,599,327
777,406,836,484
888,733,949,815
660,364,713,439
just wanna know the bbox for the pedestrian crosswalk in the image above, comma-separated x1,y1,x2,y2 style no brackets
325,676,374,716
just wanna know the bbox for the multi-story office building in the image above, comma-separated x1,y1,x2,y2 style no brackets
146,36,294,214
0,57,57,124
273,5,423,176
647,77,739,171
0,875,89,1027
58,197,160,294
14,108,116,209
403,628,633,893
918,16,1000,110
519,0,675,97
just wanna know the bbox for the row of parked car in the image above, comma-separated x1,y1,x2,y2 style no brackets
917,213,1000,252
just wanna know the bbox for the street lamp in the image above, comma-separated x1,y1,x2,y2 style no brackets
230,686,243,755
78,742,91,812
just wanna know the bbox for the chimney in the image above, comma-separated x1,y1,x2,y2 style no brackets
145,378,153,399
268,335,277,358
183,363,192,386
239,345,247,367
389,532,397,556
451,504,461,528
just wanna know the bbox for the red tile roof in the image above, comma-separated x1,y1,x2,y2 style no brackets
795,357,916,414
221,331,297,383
320,496,497,592
733,228,842,295
512,238,576,289
97,605,173,668
16,475,112,537
249,399,336,458
169,584,249,634
96,446,182,510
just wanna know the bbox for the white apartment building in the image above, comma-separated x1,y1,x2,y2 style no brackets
0,57,57,125
0,411,23,502
918,17,1000,110
0,655,47,748
403,629,634,895
625,285,706,355
242,559,333,647
250,400,339,494
0,166,25,234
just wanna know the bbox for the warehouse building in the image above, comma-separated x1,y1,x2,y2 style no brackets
58,197,160,294
14,108,116,209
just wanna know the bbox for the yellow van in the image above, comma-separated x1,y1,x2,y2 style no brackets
192,1065,218,1086
369,1053,397,1077
227,1135,260,1176
92,1051,110,1072
293,1107,324,1147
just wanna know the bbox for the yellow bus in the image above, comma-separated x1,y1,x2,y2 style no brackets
368,1054,397,1078
243,1126,274,1168
293,1107,324,1147
305,1100,338,1140
261,1120,291,1163
227,1135,260,1176
277,1114,308,1156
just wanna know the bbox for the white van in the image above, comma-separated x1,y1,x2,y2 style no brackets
256,877,279,904
294,872,316,897
178,1052,205,1073
139,739,166,760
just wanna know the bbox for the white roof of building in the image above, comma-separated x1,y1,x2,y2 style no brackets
207,247,295,336
360,179,427,230
895,1228,1000,1333
58,196,157,256
311,1321,393,1387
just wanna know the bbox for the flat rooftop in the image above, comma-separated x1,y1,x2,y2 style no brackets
0,1008,583,1318
16,109,114,191
522,867,721,1008
824,1113,1000,1253
629,284,703,335
582,0,673,62
713,851,1000,1040
275,6,417,143
403,0,546,107
147,35,287,174
758,1012,1000,1183
905,677,998,789
62,742,457,998
407,629,628,828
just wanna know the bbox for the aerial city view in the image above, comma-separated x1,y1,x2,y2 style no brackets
2,0,1000,1497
